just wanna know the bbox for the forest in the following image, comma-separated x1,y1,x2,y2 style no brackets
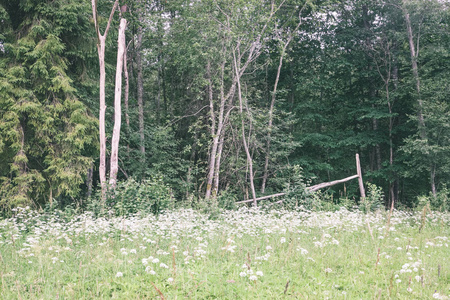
1,0,450,213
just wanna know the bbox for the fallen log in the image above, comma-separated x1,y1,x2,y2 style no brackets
236,174,358,204
237,154,365,205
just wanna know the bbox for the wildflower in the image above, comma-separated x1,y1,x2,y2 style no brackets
280,237,286,244
324,268,332,273
396,279,401,283
407,287,412,292
298,248,308,255
266,246,272,251
415,275,421,282
249,275,258,281
239,272,247,277
152,258,159,264
167,277,174,283
142,258,148,265
256,271,263,276
160,263,169,269
130,249,137,254
116,272,123,278
359,271,364,274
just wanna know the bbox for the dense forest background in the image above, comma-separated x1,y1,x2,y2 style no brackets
1,0,449,212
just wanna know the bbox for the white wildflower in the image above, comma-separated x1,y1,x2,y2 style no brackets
160,263,169,269
249,275,258,281
116,272,123,278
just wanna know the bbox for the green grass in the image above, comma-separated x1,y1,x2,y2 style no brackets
0,207,449,299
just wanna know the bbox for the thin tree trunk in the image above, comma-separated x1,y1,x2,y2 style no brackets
136,27,146,161
91,0,119,200
109,17,127,190
156,57,162,124
261,50,284,194
233,47,257,206
213,132,225,197
261,16,302,194
124,42,130,156
97,37,107,196
86,164,94,198
402,2,436,196
403,3,425,136
205,61,218,200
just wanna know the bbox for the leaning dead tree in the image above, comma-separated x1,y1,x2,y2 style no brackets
236,154,366,205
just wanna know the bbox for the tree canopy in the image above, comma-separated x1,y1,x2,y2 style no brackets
1,0,449,211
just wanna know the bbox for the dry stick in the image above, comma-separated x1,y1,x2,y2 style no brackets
284,279,290,295
356,153,366,200
150,282,165,300
172,248,177,279
375,248,381,269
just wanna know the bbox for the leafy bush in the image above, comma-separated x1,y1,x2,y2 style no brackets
108,176,175,216
217,189,237,210
360,183,384,213
415,185,449,212
282,165,315,210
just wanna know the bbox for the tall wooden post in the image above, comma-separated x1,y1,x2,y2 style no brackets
356,153,366,201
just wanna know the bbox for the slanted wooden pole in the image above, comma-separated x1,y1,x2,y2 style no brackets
356,153,366,200
237,154,366,205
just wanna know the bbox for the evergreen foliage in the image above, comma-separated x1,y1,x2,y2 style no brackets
1,0,449,211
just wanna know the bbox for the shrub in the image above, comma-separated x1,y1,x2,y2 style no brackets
360,183,384,213
282,165,315,210
108,176,175,216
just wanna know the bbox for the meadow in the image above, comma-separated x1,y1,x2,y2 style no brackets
0,206,449,299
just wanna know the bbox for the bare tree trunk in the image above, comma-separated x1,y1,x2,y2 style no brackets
124,42,130,156
206,58,234,199
402,2,436,196
109,17,127,190
233,47,257,206
403,3,425,135
261,51,283,194
86,164,94,198
136,27,146,162
213,132,225,197
261,15,302,194
91,0,119,200
205,61,217,200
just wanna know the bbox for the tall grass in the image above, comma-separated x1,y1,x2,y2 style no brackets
0,207,449,299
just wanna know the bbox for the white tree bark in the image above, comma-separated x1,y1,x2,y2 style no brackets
91,0,119,200
109,18,127,190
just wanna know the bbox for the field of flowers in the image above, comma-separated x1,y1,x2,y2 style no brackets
0,206,449,299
